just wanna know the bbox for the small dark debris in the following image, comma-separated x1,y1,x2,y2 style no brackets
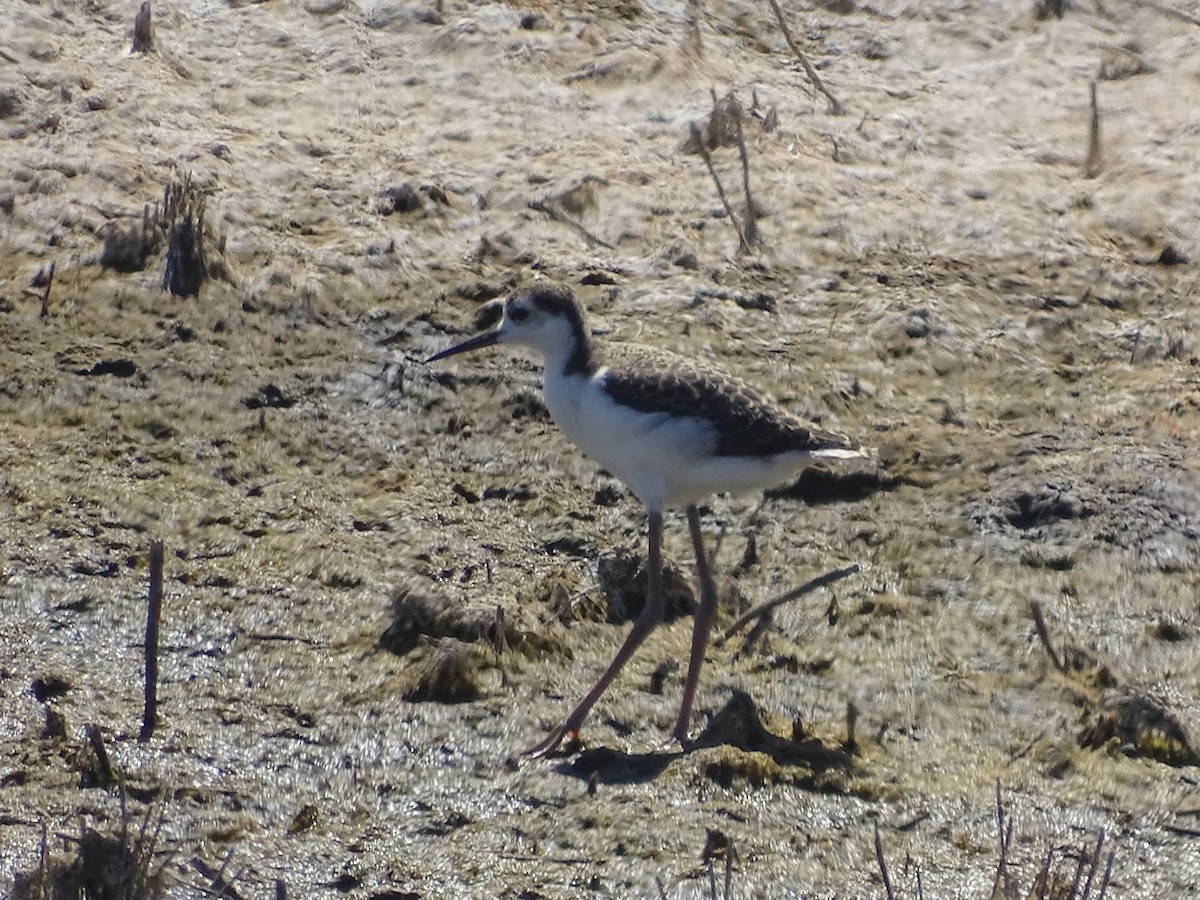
327,873,363,893
368,892,422,900
243,384,295,409
32,674,71,702
734,291,775,313
71,558,119,577
421,183,449,205
593,483,623,507
286,804,319,835
505,389,549,421
648,659,678,695
1004,484,1094,530
542,533,595,558
1034,0,1067,19
54,596,94,613
324,571,363,589
378,182,421,215
457,281,507,303
481,484,534,502
671,248,699,270
0,87,22,119
138,418,175,440
580,271,616,286
452,483,480,504
1148,619,1189,642
43,707,67,739
680,92,744,154
352,518,392,532
416,809,471,837
1156,246,1188,266
78,358,138,378
519,12,540,29
903,308,932,338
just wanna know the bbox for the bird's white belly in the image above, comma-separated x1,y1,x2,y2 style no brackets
543,372,810,511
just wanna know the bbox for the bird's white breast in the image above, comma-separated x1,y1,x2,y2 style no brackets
541,366,815,512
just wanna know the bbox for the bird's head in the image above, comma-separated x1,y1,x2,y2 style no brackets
425,286,588,366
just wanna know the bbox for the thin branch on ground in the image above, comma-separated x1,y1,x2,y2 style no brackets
764,0,844,114
1133,0,1200,27
874,821,896,900
689,121,751,254
715,563,860,646
140,539,164,742
733,101,761,250
1083,81,1102,178
528,199,615,250
1029,600,1064,673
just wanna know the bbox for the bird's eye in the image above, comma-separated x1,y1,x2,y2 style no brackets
508,307,530,323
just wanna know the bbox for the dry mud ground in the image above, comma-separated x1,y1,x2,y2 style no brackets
2,0,1200,897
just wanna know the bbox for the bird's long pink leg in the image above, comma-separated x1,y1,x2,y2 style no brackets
523,511,666,758
670,505,719,746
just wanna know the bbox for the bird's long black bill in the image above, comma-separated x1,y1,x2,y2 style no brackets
425,328,502,363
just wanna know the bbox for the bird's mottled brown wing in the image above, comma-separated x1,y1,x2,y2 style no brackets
598,345,859,458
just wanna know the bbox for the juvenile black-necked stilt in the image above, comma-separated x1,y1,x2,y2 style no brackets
427,286,866,758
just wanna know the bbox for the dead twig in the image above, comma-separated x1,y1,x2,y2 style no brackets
733,101,761,250
874,821,896,900
715,563,860,646
131,1,154,53
689,121,751,254
684,0,704,55
31,261,54,317
1030,600,1064,673
990,780,1016,899
190,855,250,900
844,700,859,756
140,540,164,742
1083,80,1102,178
764,0,844,114
1133,0,1200,27
85,724,117,786
701,828,738,900
528,199,614,250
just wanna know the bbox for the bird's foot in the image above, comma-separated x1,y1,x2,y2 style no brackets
521,724,584,760
666,725,696,754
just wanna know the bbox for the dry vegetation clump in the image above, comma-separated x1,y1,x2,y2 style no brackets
1032,601,1199,767
875,783,1115,900
13,805,168,900
595,548,697,624
400,636,486,703
98,174,231,296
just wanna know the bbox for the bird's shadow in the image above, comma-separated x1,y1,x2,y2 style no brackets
554,689,850,785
